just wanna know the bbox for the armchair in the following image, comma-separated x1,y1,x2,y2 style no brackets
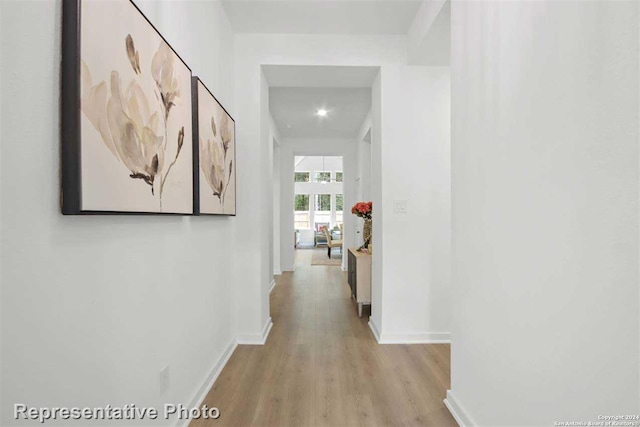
323,228,343,258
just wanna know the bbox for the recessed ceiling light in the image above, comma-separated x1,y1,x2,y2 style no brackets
316,109,328,117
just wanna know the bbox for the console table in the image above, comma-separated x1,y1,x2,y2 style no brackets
347,247,372,317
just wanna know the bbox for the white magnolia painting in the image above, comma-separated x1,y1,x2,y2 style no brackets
195,79,236,215
78,0,192,213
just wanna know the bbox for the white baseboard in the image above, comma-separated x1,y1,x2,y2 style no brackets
177,339,238,427
444,390,476,427
377,331,450,344
176,318,275,426
283,265,295,272
367,320,450,344
269,279,277,294
274,269,282,276
368,318,381,342
237,317,273,345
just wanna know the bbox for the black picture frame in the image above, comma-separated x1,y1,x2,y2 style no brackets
60,0,193,215
191,77,237,216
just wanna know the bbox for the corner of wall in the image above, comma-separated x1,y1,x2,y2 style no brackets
444,390,476,427
237,317,273,345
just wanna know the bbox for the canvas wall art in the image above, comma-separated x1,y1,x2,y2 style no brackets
61,0,193,214
192,78,236,216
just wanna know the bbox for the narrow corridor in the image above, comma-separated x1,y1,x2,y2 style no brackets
193,249,456,427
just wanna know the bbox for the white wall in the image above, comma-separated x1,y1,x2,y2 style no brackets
372,66,451,343
295,155,343,174
233,34,404,335
407,0,450,66
236,33,452,343
267,116,280,282
370,73,384,331
0,1,237,425
260,71,274,331
448,1,639,425
356,114,373,247
272,136,281,276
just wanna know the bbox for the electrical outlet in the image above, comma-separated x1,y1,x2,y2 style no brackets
159,365,170,395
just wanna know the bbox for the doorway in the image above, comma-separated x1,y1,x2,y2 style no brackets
265,65,377,273
293,156,345,266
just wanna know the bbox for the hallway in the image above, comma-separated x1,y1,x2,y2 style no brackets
192,250,456,427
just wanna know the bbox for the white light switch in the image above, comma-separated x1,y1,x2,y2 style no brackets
394,200,408,213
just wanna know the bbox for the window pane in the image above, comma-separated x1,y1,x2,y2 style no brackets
336,194,343,211
314,194,331,211
336,172,343,182
294,194,309,211
295,194,310,229
294,172,309,182
313,171,330,182
294,212,310,229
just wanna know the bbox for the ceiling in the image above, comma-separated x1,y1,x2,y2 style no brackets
270,87,371,139
221,0,423,35
263,65,379,88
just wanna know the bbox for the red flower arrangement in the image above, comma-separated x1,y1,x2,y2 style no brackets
351,201,372,220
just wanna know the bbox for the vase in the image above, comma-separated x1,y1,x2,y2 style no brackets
363,219,372,248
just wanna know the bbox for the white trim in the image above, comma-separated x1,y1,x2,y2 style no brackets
283,266,295,272
368,318,381,342
269,279,277,294
274,269,282,276
237,317,273,345
377,331,450,344
443,390,476,427
367,321,450,344
177,339,237,427
357,110,372,143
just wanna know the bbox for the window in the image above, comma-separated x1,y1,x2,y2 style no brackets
295,212,310,230
336,172,343,182
313,171,330,183
295,194,309,211
336,194,343,211
294,172,309,183
314,194,331,211
314,194,331,229
294,194,310,229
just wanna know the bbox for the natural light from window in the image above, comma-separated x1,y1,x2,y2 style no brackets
293,157,343,241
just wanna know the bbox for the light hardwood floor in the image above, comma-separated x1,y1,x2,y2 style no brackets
191,249,456,427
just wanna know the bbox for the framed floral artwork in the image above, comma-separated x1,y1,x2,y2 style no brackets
61,0,193,214
191,77,236,216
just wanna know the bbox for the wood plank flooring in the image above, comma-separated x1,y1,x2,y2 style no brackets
191,249,456,427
